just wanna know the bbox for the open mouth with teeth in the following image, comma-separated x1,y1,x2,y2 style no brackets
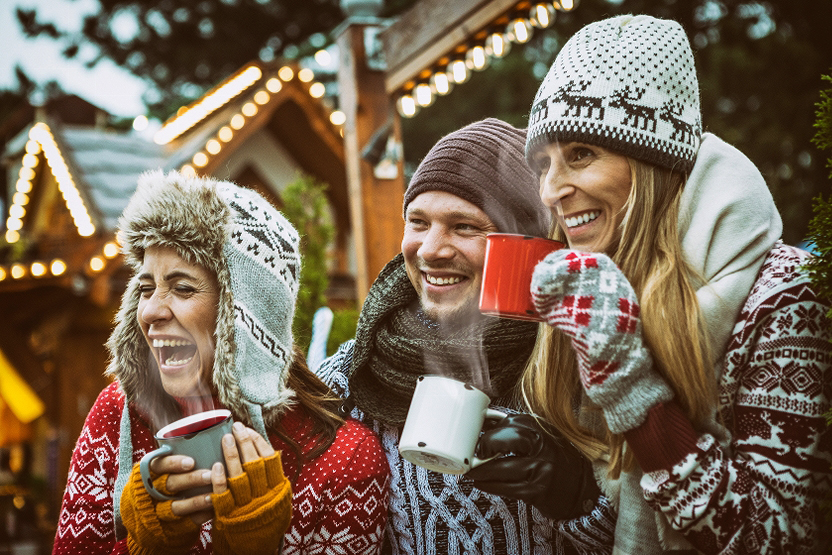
424,273,464,286
564,210,600,228
153,338,197,367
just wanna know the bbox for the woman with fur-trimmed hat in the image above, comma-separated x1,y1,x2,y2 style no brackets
53,170,390,554
510,14,831,554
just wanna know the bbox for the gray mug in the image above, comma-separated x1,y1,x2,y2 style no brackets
139,409,233,500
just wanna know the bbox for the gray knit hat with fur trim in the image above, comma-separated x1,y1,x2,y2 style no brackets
526,15,702,172
404,118,550,237
108,169,300,438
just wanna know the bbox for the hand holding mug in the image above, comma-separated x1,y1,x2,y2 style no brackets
465,414,600,520
211,422,293,555
530,249,673,433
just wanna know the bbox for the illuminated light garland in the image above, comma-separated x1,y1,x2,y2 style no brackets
330,111,346,126
278,66,294,81
154,65,263,145
298,68,315,82
309,82,326,98
314,49,332,67
89,256,105,272
396,0,579,118
178,64,345,176
266,78,282,93
51,259,66,276
430,71,452,96
206,139,222,155
30,262,46,277
242,102,258,117
11,264,25,279
254,90,270,105
230,114,246,130
218,126,234,142
485,32,511,58
530,3,556,27
414,83,433,107
0,266,5,281
466,44,490,71
103,241,120,258
448,59,470,84
507,17,533,43
12,123,97,241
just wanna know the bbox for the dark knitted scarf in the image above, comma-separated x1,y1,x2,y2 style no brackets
349,254,540,426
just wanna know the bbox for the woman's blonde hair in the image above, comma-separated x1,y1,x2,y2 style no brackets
520,157,715,477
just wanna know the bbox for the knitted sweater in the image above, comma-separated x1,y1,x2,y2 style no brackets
623,243,832,553
53,381,391,555
317,348,617,555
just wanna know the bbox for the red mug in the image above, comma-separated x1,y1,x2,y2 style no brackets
479,233,565,321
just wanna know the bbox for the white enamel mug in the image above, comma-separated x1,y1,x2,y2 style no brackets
399,375,506,475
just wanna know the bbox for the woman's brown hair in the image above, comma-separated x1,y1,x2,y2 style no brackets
271,346,346,481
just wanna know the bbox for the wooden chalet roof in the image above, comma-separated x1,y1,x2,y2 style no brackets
0,60,347,297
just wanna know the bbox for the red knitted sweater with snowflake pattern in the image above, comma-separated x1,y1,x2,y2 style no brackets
53,381,390,555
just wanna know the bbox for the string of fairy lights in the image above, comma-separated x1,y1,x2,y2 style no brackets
2,0,577,285
0,62,345,285
157,63,347,176
395,0,578,118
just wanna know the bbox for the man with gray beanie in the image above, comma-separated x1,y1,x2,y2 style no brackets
317,118,615,554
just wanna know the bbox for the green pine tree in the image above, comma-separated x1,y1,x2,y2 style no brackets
280,174,334,354
807,70,832,524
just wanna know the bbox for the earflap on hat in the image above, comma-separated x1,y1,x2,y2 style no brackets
213,183,300,435
526,15,702,172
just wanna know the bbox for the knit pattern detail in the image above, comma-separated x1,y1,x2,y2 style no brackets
403,118,549,237
530,250,674,433
526,15,701,172
636,244,832,554
348,254,541,426
53,383,391,555
212,453,292,554
120,463,201,554
318,341,617,555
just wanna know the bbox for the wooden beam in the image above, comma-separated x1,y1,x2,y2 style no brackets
381,0,521,94
337,21,406,304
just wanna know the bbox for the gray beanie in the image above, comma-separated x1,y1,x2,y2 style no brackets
404,118,550,237
526,15,702,172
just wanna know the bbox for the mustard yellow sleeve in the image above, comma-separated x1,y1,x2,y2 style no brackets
211,452,292,555
120,463,201,555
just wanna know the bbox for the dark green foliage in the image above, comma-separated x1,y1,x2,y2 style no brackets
808,70,832,524
807,70,832,324
280,174,335,354
327,307,360,357
280,174,359,357
804,194,832,312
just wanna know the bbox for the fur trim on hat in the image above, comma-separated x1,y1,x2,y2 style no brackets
107,170,299,434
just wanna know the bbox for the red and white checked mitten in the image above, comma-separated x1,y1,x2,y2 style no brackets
531,250,673,433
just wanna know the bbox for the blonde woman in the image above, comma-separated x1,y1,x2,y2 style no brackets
518,14,831,554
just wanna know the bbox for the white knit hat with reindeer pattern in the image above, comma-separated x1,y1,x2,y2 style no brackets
526,15,702,172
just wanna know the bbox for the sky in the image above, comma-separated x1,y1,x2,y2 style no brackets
1,0,147,117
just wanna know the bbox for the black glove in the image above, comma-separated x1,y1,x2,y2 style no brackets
465,413,600,520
